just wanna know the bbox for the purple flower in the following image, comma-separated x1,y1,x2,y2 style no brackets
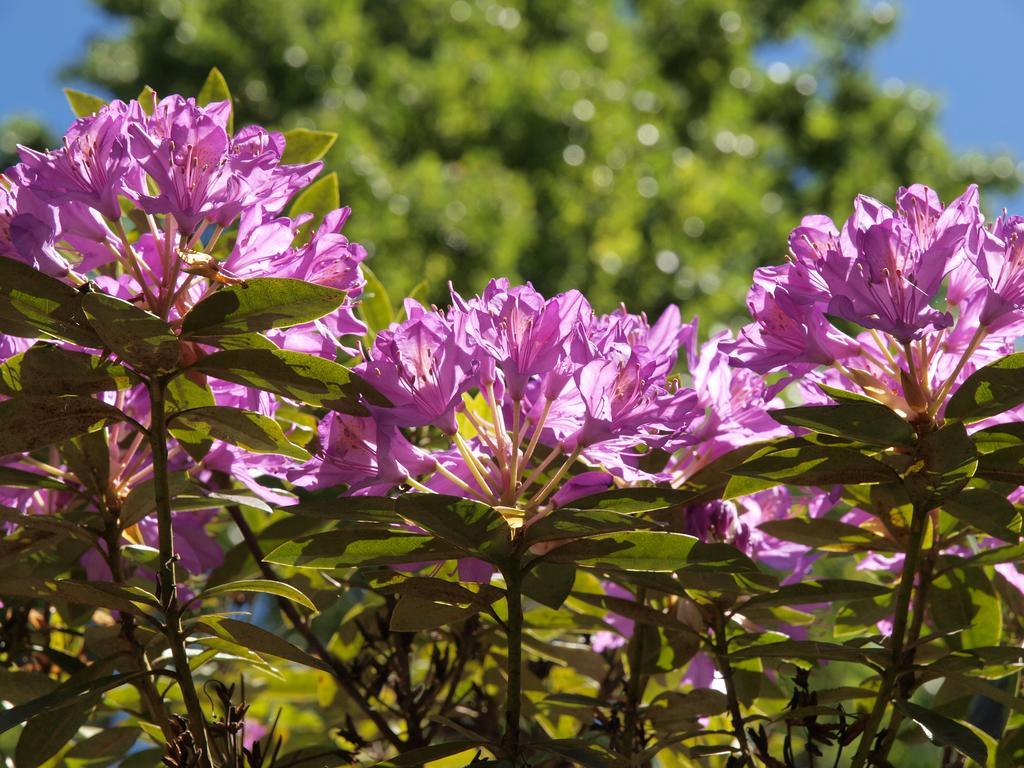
458,279,591,401
18,100,144,221
722,282,855,375
0,175,66,276
822,185,980,342
129,96,320,234
356,306,478,434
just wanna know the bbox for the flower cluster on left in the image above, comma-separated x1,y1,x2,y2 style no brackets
0,74,367,766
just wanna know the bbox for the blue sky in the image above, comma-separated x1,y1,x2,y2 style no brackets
3,0,1022,203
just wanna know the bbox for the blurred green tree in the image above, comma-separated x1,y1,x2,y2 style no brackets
55,0,1019,322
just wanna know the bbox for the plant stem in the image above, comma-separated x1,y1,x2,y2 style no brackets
713,610,753,767
849,503,929,768
500,561,524,759
147,377,212,765
623,588,648,762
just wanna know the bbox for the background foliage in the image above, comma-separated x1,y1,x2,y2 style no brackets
2,0,1017,322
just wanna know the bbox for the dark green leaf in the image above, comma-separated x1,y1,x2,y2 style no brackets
947,352,1024,423
769,403,914,447
759,518,898,552
283,495,401,524
0,578,157,615
198,617,331,672
0,671,156,735
943,488,1021,542
263,529,462,569
396,494,511,563
0,396,126,456
180,278,345,338
977,445,1024,485
120,472,191,527
0,346,132,396
896,700,988,766
931,566,1003,649
729,640,882,666
188,347,354,407
556,486,690,515
64,726,140,760
522,561,575,609
729,443,899,488
0,466,66,489
543,531,697,571
390,594,480,631
0,257,100,346
646,689,729,725
168,406,311,460
15,696,94,767
528,739,618,768
907,422,978,508
82,293,181,373
280,128,337,163
741,579,887,610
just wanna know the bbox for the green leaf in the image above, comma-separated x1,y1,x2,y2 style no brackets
180,278,346,338
0,671,156,735
741,579,887,610
120,472,191,527
395,494,510,563
263,529,463,569
931,567,1003,649
943,488,1022,542
359,263,394,335
197,66,233,132
977,444,1024,485
972,422,1024,455
187,348,354,407
373,741,491,767
0,466,66,489
729,640,882,666
646,689,729,725
0,345,132,396
165,375,215,460
283,495,401,524
0,578,157,615
896,700,988,766
818,384,886,405
729,443,899,488
15,696,94,767
542,531,698,571
525,507,658,545
65,726,140,761
63,88,107,117
556,486,690,514
288,172,340,220
168,406,311,460
198,617,331,673
769,403,915,447
0,396,126,455
82,293,181,373
0,256,100,346
907,421,978,508
199,579,317,611
528,740,618,768
947,352,1024,423
390,594,480,631
758,518,898,552
280,127,337,163
521,561,575,609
